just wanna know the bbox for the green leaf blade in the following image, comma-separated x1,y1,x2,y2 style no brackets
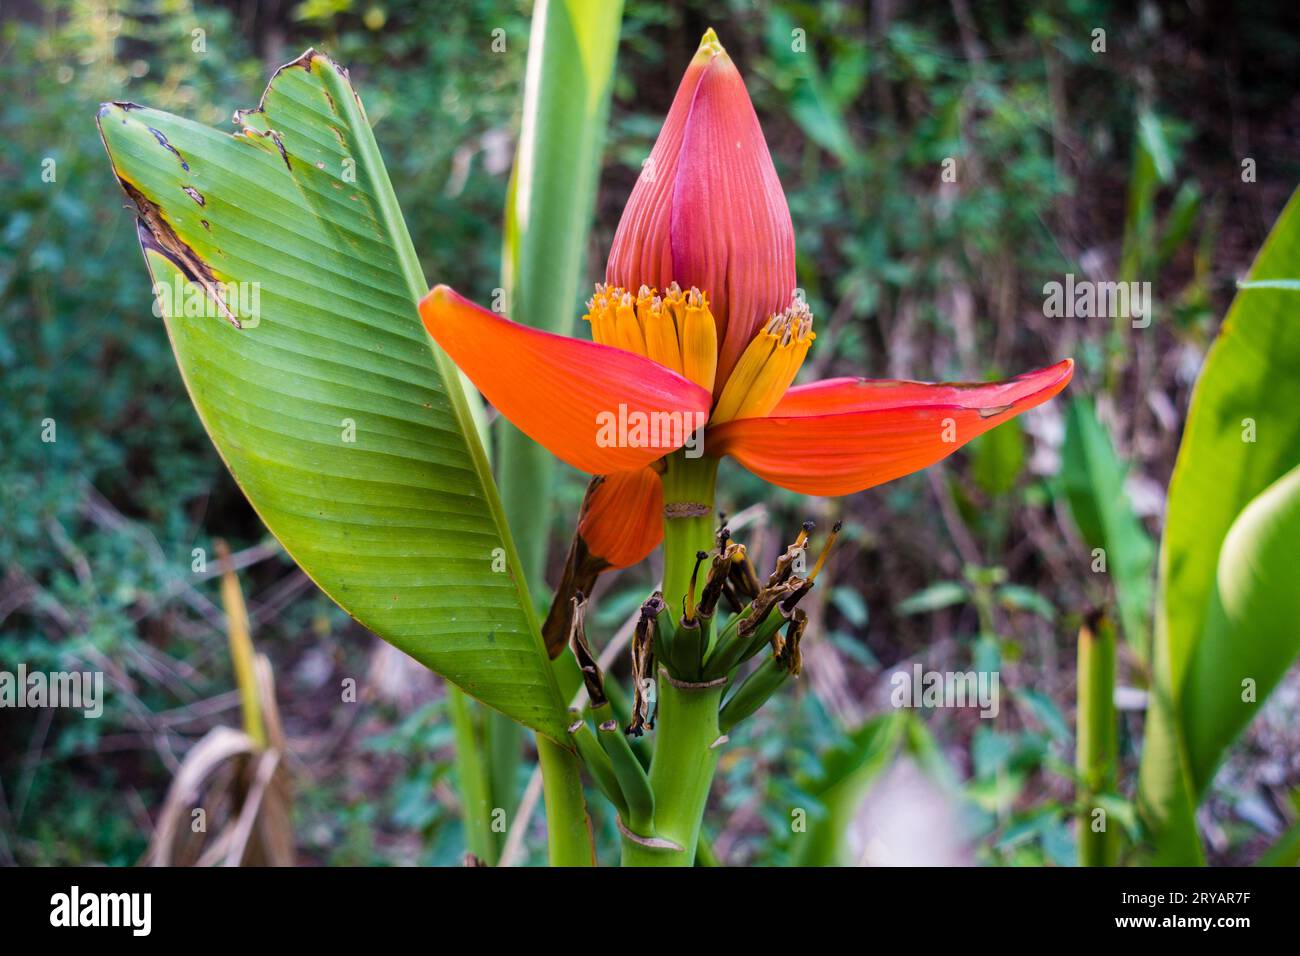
1138,187,1300,862
1182,463,1300,793
1160,188,1300,689
1060,396,1156,656
97,52,569,742
498,0,624,586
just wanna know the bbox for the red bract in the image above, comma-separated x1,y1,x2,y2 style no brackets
419,29,1072,572
604,28,797,389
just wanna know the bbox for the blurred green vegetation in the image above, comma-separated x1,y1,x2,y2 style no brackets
3,0,1299,865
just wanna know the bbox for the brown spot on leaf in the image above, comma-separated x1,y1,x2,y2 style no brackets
236,126,292,171
267,129,291,170
148,127,189,170
117,178,241,329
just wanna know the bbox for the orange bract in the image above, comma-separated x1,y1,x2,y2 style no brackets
709,360,1074,497
417,29,1074,576
578,468,664,570
418,285,711,475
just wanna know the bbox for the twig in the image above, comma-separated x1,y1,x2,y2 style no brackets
12,707,54,826
45,518,95,593
192,540,283,582
927,466,982,568
79,480,228,631
249,570,313,625
152,690,243,728
497,755,545,868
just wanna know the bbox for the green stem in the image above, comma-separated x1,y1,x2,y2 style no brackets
621,676,724,865
659,453,720,616
448,686,495,863
485,710,522,857
494,0,622,870
1077,612,1118,866
541,648,598,865
536,735,595,866
215,541,266,750
620,451,721,866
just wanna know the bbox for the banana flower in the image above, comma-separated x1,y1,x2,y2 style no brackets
419,29,1071,593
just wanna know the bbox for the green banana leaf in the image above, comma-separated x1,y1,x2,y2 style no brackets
479,0,623,865
96,50,569,742
1257,807,1300,867
1181,463,1300,791
1138,187,1300,862
1060,396,1156,658
497,0,624,586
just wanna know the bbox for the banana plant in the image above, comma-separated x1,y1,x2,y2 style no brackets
419,28,1070,865
1136,188,1300,864
95,47,589,863
99,25,1072,866
1060,191,1300,867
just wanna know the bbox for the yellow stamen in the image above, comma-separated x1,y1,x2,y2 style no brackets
710,297,815,423
640,288,684,375
680,286,718,394
583,282,717,392
614,291,646,355
586,289,612,343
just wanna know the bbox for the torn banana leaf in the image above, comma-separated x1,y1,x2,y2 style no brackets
96,50,569,742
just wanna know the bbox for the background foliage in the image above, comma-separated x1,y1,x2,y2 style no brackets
2,0,1299,865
